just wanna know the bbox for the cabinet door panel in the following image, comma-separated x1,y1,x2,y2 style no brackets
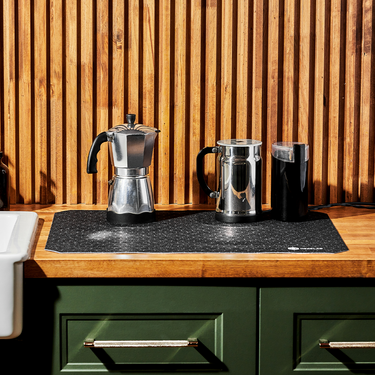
260,287,375,375
53,284,256,374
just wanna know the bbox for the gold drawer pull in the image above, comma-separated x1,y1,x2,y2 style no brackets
319,339,375,349
84,338,198,348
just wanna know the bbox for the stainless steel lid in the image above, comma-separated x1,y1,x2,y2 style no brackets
217,139,262,147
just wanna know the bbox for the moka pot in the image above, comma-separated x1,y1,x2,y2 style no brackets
87,114,160,224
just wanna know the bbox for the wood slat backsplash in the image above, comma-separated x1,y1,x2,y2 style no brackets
0,0,374,205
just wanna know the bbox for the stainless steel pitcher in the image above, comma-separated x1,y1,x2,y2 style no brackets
197,139,263,223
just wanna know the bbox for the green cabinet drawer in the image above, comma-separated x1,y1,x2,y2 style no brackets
62,313,221,371
52,283,256,374
260,287,375,375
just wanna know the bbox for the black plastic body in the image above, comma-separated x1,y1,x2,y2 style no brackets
196,146,217,197
0,154,9,211
107,210,155,225
271,144,308,221
87,132,108,174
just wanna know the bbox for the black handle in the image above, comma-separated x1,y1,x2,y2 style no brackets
196,147,218,198
87,132,108,174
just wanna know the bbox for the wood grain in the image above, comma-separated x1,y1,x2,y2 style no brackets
344,0,360,202
252,0,263,142
111,0,125,126
34,0,48,204
128,0,140,116
236,0,249,140
313,0,326,204
283,0,295,141
328,0,342,204
50,0,64,204
204,0,218,206
1,0,375,207
359,0,374,202
266,0,279,204
65,0,78,204
20,204,375,278
18,0,33,204
143,0,156,190
80,0,94,204
96,0,109,204
189,0,203,204
3,0,17,204
174,0,187,203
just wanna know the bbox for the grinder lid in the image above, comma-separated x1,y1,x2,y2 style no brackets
272,142,309,163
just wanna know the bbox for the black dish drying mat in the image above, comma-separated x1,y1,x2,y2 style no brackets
45,210,348,254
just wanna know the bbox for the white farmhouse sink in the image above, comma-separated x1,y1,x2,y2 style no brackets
0,212,38,339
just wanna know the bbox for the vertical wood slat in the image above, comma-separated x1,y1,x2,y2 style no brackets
112,0,125,126
189,0,202,204
344,0,361,202
283,0,295,141
174,0,187,203
158,0,171,204
266,0,279,204
313,0,326,205
128,0,140,116
3,0,17,204
204,0,218,206
221,0,233,141
80,0,93,204
34,0,48,204
252,0,263,141
66,0,78,204
50,0,64,204
2,0,375,207
328,0,342,203
298,0,310,144
359,0,374,202
236,0,249,140
96,0,109,204
143,0,156,191
18,0,33,204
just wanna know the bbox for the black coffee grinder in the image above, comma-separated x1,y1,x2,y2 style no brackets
271,142,309,221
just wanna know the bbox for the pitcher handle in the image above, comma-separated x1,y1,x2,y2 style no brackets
196,147,220,198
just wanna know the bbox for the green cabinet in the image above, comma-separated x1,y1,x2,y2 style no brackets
5,280,257,375
2,279,375,375
260,285,375,374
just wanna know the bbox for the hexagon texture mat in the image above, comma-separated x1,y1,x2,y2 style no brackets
45,210,348,254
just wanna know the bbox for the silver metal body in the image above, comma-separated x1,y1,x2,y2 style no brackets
107,124,158,216
108,167,154,215
215,140,262,218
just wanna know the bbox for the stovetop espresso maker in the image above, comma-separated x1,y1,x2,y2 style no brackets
87,114,160,225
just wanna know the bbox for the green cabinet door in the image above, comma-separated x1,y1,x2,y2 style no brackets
4,280,257,375
260,287,375,375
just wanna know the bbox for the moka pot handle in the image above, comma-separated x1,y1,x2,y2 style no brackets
87,132,108,174
196,146,220,198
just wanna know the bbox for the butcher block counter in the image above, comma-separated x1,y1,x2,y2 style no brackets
15,204,375,279
6,204,375,375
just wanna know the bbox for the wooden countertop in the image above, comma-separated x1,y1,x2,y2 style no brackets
15,204,375,278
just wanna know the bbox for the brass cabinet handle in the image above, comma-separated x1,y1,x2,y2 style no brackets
319,339,375,349
84,338,198,348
